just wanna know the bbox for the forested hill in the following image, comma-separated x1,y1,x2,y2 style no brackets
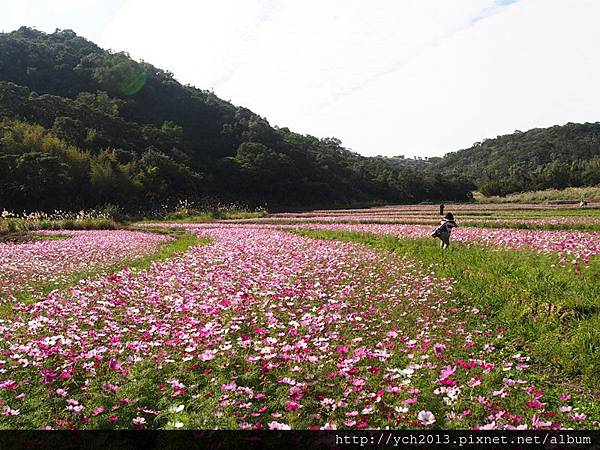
428,123,600,196
0,27,473,212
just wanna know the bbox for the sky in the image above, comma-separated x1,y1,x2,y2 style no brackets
2,0,600,157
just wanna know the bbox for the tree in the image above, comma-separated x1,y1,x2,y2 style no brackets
92,52,147,96
76,91,120,116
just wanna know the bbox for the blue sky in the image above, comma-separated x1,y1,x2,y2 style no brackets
2,0,600,157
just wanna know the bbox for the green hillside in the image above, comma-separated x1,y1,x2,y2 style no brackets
430,123,600,196
0,27,472,212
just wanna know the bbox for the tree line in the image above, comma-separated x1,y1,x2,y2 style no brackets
427,123,600,196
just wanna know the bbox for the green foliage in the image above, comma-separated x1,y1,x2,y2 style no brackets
2,27,598,208
475,185,600,204
0,211,118,236
430,124,600,196
152,200,268,222
161,120,184,140
0,120,91,210
76,90,121,116
92,52,147,96
132,148,203,201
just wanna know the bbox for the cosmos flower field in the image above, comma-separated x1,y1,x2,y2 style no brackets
0,206,599,430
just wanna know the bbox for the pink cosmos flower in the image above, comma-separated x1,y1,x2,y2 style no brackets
467,376,482,388
433,343,446,354
199,349,216,361
532,415,552,428
439,365,456,381
40,369,57,384
132,417,146,427
526,400,545,409
2,406,20,416
0,380,18,390
353,348,367,357
288,386,303,400
284,401,302,412
55,388,68,397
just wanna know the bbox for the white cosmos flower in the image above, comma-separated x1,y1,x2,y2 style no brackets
167,421,184,428
417,410,436,426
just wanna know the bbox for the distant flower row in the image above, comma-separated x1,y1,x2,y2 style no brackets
228,214,600,228
278,202,598,215
0,230,170,298
282,223,600,266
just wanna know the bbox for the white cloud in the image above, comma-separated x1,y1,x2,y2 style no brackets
317,0,600,156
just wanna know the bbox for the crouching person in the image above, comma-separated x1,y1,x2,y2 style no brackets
431,212,458,249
